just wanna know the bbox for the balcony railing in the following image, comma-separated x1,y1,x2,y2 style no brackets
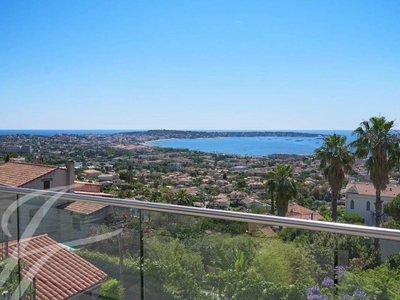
0,185,400,299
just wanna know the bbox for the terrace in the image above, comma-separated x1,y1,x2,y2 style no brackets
0,185,400,299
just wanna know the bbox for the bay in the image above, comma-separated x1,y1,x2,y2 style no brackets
148,130,357,156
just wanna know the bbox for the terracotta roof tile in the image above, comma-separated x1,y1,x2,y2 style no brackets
345,183,400,198
62,201,108,215
286,203,323,220
0,162,58,187
1,234,107,300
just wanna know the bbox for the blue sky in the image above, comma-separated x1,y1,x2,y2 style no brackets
1,1,399,130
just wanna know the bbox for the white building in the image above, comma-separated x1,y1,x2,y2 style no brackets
345,183,400,226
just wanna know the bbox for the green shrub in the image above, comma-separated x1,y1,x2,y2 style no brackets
384,194,400,221
100,279,124,300
343,213,363,224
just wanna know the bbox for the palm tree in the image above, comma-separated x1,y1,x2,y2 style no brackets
266,164,298,217
315,134,355,222
350,116,400,227
265,178,276,215
174,190,193,206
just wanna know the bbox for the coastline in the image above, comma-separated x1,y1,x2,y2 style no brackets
143,136,326,157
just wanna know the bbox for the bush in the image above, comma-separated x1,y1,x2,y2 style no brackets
200,218,248,235
100,279,124,300
343,213,363,224
384,194,400,221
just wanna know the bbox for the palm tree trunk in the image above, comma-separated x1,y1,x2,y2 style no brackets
271,194,275,215
374,189,382,265
375,189,382,227
276,198,288,217
332,191,338,222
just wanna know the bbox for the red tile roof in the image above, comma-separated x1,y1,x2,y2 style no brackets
346,183,400,198
1,234,107,300
0,162,58,187
63,200,108,215
286,203,323,220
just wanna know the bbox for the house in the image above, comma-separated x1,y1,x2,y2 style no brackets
345,183,400,226
1,234,107,299
81,169,102,180
169,162,181,169
214,194,230,208
0,161,74,191
240,197,263,209
0,162,111,243
230,191,248,201
286,203,323,221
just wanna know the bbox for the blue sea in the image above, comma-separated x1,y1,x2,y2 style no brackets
1,129,356,156
148,130,356,156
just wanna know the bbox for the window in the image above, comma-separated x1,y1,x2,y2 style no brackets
73,217,81,230
43,180,50,189
350,200,354,210
366,201,370,211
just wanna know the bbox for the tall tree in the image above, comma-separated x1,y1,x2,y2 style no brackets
315,134,355,221
266,164,298,217
350,116,400,227
127,165,133,184
265,178,276,215
174,190,193,206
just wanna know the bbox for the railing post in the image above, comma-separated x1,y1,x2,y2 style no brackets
118,228,124,285
139,209,144,300
33,277,36,300
16,194,22,299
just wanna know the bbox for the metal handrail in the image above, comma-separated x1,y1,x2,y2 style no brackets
1,185,400,241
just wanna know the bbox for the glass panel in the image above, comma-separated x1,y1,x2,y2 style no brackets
141,211,336,300
17,192,141,300
0,191,20,298
335,235,400,299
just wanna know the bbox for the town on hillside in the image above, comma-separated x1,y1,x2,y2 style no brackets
1,130,400,226
1,126,400,299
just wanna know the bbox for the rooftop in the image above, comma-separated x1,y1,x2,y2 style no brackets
286,203,323,220
0,162,58,187
61,200,108,215
1,234,107,300
346,183,400,198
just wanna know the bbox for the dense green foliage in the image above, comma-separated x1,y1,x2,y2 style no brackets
100,279,124,300
343,213,364,224
384,194,400,221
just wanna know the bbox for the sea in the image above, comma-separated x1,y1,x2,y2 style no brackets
148,130,356,156
0,129,356,156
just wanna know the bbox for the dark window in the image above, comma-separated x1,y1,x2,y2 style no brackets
366,201,370,211
73,217,81,230
43,180,50,189
350,200,354,210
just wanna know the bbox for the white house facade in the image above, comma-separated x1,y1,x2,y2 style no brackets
345,183,400,226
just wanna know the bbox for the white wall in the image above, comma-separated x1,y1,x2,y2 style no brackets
23,169,68,191
346,193,393,226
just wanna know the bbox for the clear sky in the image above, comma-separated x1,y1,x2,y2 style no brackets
1,1,399,130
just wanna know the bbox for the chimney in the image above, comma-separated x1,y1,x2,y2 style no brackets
66,160,75,193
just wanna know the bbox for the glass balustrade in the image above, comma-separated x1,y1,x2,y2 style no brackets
0,187,400,299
